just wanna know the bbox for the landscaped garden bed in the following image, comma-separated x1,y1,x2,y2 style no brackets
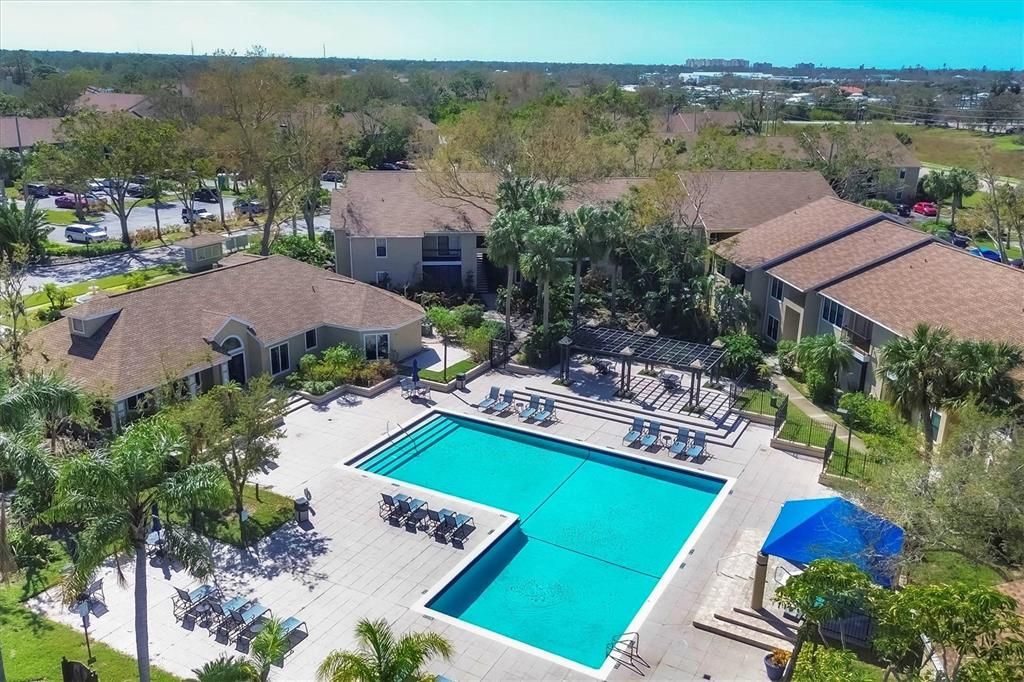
286,342,397,398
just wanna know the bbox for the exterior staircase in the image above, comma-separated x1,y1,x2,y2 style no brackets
475,252,489,293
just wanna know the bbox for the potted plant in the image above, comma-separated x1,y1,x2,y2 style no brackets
764,648,790,680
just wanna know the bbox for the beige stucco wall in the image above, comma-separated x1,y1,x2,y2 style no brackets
334,233,352,277
313,321,423,362
213,318,265,378
344,236,422,286
458,233,480,289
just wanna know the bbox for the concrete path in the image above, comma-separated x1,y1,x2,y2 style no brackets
775,375,868,453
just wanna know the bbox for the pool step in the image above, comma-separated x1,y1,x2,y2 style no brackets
518,387,748,447
692,608,796,652
364,417,461,476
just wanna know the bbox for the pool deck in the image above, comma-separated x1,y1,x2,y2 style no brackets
30,367,829,681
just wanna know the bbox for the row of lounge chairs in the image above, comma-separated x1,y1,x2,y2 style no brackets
380,493,476,546
478,387,557,423
623,417,708,459
173,584,308,651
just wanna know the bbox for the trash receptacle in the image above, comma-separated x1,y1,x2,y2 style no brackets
216,173,229,191
455,373,466,390
294,496,309,523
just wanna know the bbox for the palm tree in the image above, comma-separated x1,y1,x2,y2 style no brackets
487,208,533,344
0,198,49,263
794,334,854,390
950,340,1023,410
250,618,292,682
317,617,453,682
945,167,979,227
51,416,225,682
563,205,611,329
878,323,954,455
603,205,629,321
519,225,571,334
922,170,952,226
192,655,257,682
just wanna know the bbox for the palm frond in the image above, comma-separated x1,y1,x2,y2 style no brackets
317,650,376,682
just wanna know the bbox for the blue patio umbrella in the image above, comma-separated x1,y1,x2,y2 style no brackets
151,503,161,532
761,496,904,587
411,358,420,384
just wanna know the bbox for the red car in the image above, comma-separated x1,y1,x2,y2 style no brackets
913,201,937,217
54,194,88,209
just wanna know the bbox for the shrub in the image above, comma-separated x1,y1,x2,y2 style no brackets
286,342,396,392
523,320,571,368
124,272,148,289
269,234,333,268
464,324,499,362
804,368,834,404
44,240,130,258
9,528,55,570
718,333,763,379
861,198,895,213
894,130,913,146
837,392,904,437
451,303,485,329
776,339,798,375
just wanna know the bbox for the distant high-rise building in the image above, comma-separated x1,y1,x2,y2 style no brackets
794,62,815,71
685,58,750,70
752,62,773,71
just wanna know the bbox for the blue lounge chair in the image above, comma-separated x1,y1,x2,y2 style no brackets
534,398,556,423
641,421,662,449
173,584,218,618
280,616,309,652
492,389,514,414
379,493,399,520
219,602,271,641
687,431,707,459
669,427,690,458
477,386,500,411
399,378,415,398
434,511,474,543
208,595,250,631
518,395,541,420
623,417,644,446
397,496,428,529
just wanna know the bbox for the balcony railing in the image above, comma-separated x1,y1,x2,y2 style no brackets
422,248,462,262
841,326,871,354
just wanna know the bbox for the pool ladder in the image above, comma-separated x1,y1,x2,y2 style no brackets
609,632,650,676
387,420,421,456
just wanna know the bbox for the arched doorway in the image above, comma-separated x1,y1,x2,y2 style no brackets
223,336,246,385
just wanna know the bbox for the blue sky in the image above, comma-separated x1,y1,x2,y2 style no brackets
1,1,1021,70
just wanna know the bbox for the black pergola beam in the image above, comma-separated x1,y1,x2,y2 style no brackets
569,326,726,375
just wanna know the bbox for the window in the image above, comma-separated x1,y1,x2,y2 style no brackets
304,328,317,350
895,190,903,201
375,238,387,258
822,299,846,327
71,317,85,333
364,333,390,360
769,277,784,301
375,271,389,286
476,235,486,249
899,168,907,180
270,342,290,375
766,315,780,342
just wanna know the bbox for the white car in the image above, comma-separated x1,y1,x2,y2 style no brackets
64,223,109,244
182,207,216,223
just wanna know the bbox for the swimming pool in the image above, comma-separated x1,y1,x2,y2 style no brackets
356,412,727,672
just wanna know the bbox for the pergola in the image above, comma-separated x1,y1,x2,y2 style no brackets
561,325,727,403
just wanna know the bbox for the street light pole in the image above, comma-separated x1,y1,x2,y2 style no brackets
78,601,95,664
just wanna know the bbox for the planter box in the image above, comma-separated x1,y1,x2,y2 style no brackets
295,375,400,404
505,362,549,376
770,437,826,459
415,361,489,393
739,410,776,426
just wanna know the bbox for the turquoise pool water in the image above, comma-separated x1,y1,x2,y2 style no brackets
357,414,724,669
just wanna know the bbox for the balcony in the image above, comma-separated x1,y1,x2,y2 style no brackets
422,248,462,262
841,325,872,354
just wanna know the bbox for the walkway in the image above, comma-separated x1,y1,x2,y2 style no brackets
775,375,867,453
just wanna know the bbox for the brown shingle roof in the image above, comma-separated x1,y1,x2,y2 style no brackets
680,170,837,233
26,255,424,399
76,90,152,116
331,172,651,238
820,242,1024,345
711,196,882,269
768,220,932,292
0,116,62,149
657,110,741,136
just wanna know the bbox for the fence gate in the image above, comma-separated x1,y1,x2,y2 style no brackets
489,338,510,369
62,658,98,682
772,395,789,436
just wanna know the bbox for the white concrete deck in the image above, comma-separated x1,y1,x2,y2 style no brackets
30,367,829,681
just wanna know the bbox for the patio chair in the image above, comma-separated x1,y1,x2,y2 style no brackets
84,578,105,607
450,513,477,548
219,602,271,642
379,493,400,521
208,595,250,631
518,394,541,421
477,386,500,411
397,496,428,530
534,398,556,423
434,511,474,544
669,427,690,458
415,383,431,400
687,431,707,459
425,507,455,533
492,389,514,415
623,416,644,446
641,421,662,449
173,584,218,619
399,378,414,398
280,616,309,653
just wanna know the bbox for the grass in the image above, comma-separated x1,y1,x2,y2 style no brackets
414,357,480,383
908,550,1004,587
183,484,294,548
881,125,1024,180
44,208,79,225
22,264,186,308
0,540,181,682
737,386,778,416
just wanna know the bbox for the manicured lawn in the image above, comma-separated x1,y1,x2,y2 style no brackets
0,540,181,682
908,550,1004,587
885,125,1023,180
414,357,480,383
184,484,294,548
23,264,186,308
45,208,79,225
737,386,777,416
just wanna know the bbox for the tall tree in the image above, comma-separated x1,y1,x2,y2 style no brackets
922,170,953,225
51,416,224,682
877,323,954,455
487,208,533,345
949,340,1023,411
0,199,49,263
795,334,854,389
562,205,611,329
317,618,453,682
519,225,571,333
24,70,92,116
944,166,979,227
0,259,30,381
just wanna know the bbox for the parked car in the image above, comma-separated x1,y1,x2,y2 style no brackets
182,207,216,223
913,201,937,217
24,183,50,198
395,160,416,170
233,199,265,216
192,187,220,203
64,223,108,244
125,183,146,197
377,162,400,171
894,203,911,217
321,170,343,182
934,229,971,248
47,183,70,196
55,194,88,209
967,246,1002,263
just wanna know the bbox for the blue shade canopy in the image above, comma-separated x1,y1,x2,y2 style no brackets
762,497,904,587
